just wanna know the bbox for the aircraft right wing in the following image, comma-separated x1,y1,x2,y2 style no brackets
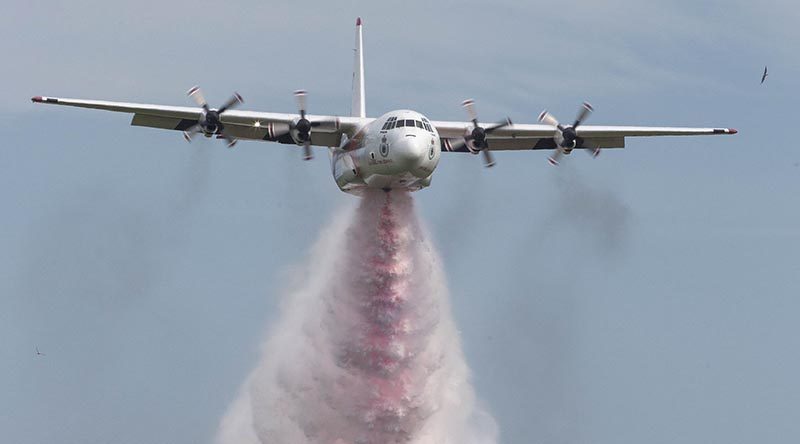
31,95,370,147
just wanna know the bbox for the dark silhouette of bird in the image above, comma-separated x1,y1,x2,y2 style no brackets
761,66,768,84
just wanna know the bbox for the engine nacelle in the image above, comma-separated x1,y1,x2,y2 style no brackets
333,151,364,192
553,128,577,150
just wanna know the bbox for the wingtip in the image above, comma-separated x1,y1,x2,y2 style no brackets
356,17,362,26
31,96,43,103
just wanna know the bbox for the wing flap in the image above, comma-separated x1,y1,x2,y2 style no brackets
442,136,625,152
220,122,342,146
582,137,625,149
131,113,197,131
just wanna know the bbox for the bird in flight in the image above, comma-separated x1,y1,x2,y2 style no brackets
761,66,768,84
35,347,45,357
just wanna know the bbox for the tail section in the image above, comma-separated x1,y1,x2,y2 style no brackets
351,17,366,118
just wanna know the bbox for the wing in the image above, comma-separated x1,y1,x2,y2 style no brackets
432,120,737,152
31,96,367,147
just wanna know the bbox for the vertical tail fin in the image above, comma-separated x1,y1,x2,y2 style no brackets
351,17,366,118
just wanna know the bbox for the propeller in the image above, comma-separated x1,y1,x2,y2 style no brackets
183,86,243,148
453,99,513,167
269,90,337,160
293,90,314,160
538,102,598,165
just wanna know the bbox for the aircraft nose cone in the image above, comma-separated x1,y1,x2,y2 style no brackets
394,136,426,170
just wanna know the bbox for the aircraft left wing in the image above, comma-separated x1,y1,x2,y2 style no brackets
31,96,367,147
432,120,738,152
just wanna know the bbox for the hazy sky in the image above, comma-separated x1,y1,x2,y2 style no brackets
2,1,799,443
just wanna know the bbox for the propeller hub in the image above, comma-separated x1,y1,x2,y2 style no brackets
200,110,221,134
561,126,577,147
471,126,487,147
296,118,312,139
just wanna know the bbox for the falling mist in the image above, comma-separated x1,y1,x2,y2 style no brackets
216,190,498,444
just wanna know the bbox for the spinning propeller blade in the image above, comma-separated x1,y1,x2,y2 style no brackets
187,86,208,109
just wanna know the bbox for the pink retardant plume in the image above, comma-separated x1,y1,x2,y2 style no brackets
216,190,498,444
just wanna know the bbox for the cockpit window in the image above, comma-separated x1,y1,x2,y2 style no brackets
382,117,397,130
387,117,435,132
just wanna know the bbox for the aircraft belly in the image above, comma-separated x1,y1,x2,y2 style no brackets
334,153,433,194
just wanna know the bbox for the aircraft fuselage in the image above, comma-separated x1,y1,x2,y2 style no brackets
332,109,441,195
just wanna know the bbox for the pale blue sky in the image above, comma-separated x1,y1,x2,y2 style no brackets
2,1,799,443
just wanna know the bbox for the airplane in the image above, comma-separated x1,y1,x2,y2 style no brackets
35,347,45,357
31,17,736,196
761,66,769,84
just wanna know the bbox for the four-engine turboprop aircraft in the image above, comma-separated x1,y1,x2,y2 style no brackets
32,17,736,195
